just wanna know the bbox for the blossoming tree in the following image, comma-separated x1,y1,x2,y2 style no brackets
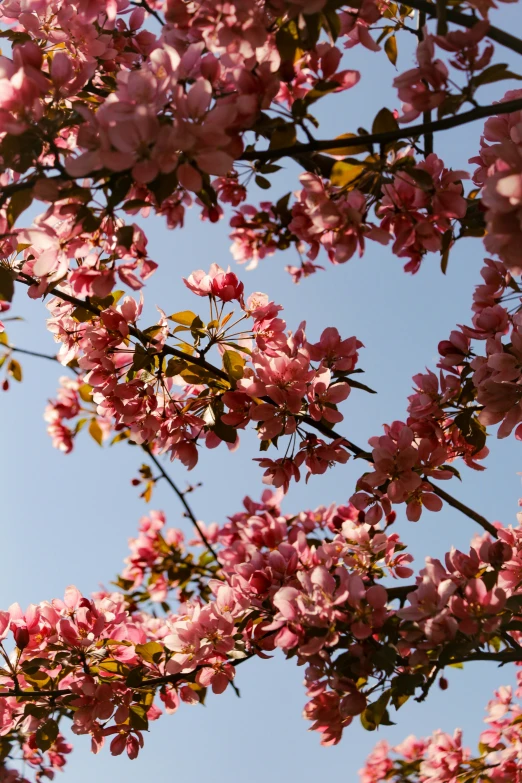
1,0,522,779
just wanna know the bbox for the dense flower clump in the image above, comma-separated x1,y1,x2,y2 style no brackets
2,490,522,779
1,0,522,779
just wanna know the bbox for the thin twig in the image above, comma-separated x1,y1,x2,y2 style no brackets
130,0,165,25
418,10,434,156
143,446,220,561
9,346,58,363
405,0,522,56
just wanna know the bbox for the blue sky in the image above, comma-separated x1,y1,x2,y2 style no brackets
2,6,522,781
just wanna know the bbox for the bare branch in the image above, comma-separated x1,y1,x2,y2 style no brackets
142,445,220,562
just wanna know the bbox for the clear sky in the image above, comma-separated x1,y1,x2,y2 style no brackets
2,7,522,781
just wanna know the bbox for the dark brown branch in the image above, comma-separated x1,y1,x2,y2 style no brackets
130,0,165,25
405,0,522,56
8,346,59,363
13,278,496,536
239,99,522,164
17,274,229,383
450,649,522,665
419,11,434,156
429,484,495,535
387,584,417,602
142,445,220,561
0,688,72,699
303,417,497,537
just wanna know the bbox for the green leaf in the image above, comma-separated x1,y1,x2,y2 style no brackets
148,171,179,205
135,642,164,664
360,691,390,731
322,134,371,156
223,341,251,355
165,358,188,377
454,410,487,454
125,667,146,688
98,659,128,675
330,161,365,188
347,378,376,394
91,290,125,310
129,704,149,731
179,363,215,385
107,174,133,209
438,639,474,666
255,175,271,190
115,225,135,250
472,63,522,88
322,5,341,42
7,187,33,227
169,311,198,326
372,107,399,135
269,124,297,150
440,229,453,274
440,463,461,481
7,359,22,382
275,21,302,63
78,384,93,403
211,416,238,444
506,595,522,613
0,266,15,303
35,719,59,752
407,168,434,189
504,620,522,632
223,350,245,381
88,419,103,446
384,34,397,66
122,199,150,211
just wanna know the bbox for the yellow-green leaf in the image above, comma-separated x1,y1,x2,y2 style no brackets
0,266,15,303
135,641,164,664
322,133,371,156
7,358,22,382
223,350,245,381
384,35,397,66
88,418,103,446
78,383,93,402
169,311,198,326
372,107,399,135
330,161,365,188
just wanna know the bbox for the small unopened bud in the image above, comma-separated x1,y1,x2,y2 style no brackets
386,511,397,527
439,676,449,691
279,60,296,83
14,626,29,650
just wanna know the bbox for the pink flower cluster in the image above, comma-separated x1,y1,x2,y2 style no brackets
471,89,522,274
360,678,522,783
43,266,357,482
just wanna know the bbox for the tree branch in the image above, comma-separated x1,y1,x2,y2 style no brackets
8,346,59,363
142,445,220,562
405,0,522,56
429,484,495,535
0,688,72,699
16,274,229,383
12,278,496,536
239,99,522,164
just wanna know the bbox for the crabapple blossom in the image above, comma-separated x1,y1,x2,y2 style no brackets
1,0,522,779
